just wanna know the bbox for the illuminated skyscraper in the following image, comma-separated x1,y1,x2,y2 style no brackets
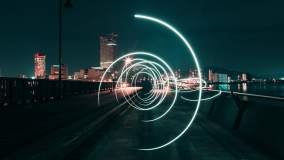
100,33,118,70
208,70,215,82
241,73,251,81
34,53,46,79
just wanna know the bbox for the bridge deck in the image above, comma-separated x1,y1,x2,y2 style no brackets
0,88,139,159
0,89,277,160
77,93,273,160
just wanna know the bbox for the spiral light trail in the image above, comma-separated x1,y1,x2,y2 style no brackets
97,15,222,150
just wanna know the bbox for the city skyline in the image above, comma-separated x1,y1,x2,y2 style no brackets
0,2,284,158
0,0,283,77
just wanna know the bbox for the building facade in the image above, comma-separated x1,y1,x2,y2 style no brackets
208,69,215,82
74,72,80,79
212,73,227,83
213,73,218,82
19,74,27,78
100,34,118,70
79,69,88,79
49,64,68,79
88,69,113,81
34,53,46,79
239,73,252,81
218,73,228,83
174,69,182,79
189,68,205,79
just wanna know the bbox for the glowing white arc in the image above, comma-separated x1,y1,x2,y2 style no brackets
135,14,202,150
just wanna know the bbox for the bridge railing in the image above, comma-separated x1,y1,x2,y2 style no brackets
207,89,284,102
202,89,284,129
0,78,113,105
198,89,284,159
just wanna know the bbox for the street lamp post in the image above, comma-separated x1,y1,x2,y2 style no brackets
59,0,73,99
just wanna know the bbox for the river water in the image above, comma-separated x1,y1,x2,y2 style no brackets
215,83,284,108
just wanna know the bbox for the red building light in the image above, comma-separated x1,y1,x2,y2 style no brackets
100,37,103,39
112,50,113,51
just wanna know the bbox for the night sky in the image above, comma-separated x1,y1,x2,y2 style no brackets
0,0,283,77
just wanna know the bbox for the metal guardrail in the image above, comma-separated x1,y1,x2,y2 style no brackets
200,88,284,130
204,89,284,102
0,78,114,105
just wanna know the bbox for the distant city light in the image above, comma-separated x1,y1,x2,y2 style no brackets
107,43,116,46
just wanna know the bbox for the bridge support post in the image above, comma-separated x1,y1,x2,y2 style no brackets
53,81,56,99
208,91,218,116
39,80,44,101
231,92,246,130
110,82,113,92
22,80,28,104
9,80,15,105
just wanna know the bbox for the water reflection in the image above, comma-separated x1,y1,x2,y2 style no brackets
219,84,228,90
242,83,247,92
210,83,284,97
217,83,284,107
242,96,248,101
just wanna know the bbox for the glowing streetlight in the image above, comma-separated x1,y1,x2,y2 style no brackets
126,58,131,64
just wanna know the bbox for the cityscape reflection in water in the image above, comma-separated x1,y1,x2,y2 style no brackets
218,83,284,107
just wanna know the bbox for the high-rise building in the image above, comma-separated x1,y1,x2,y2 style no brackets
241,73,251,81
213,73,218,82
218,73,227,83
189,68,204,79
242,74,247,81
100,33,118,70
213,73,227,83
34,53,46,79
49,64,68,79
174,69,182,79
208,69,215,82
